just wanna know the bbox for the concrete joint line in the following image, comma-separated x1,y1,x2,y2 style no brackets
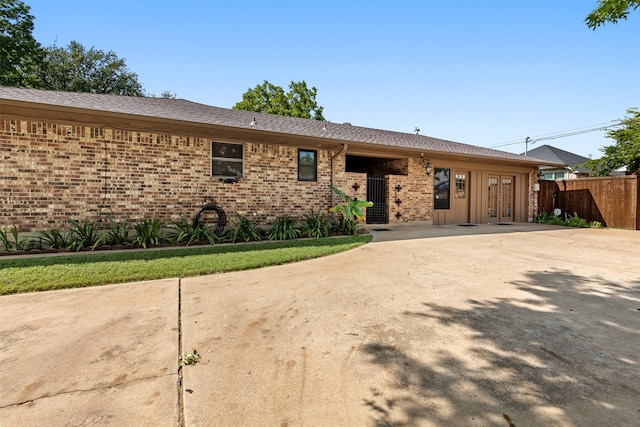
177,277,185,427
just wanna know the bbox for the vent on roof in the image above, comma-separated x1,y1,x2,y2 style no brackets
343,122,351,126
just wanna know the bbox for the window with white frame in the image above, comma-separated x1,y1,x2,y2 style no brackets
211,141,243,179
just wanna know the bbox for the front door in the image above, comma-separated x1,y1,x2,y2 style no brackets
452,171,470,223
488,175,514,222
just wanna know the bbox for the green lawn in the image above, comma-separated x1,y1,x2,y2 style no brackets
0,235,372,295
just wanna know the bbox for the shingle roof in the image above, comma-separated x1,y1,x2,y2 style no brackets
1,87,548,165
524,145,593,173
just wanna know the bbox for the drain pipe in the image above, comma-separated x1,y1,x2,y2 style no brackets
330,144,348,206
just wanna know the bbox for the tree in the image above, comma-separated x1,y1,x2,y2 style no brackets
585,0,639,29
0,0,44,87
38,40,144,96
585,109,640,175
233,80,325,120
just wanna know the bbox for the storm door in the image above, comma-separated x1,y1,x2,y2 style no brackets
366,174,388,224
488,175,514,222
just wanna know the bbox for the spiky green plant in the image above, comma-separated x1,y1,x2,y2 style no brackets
225,214,262,243
102,215,132,246
67,219,103,251
0,225,36,251
133,218,164,248
39,228,72,249
168,215,219,246
266,216,301,241
300,210,332,238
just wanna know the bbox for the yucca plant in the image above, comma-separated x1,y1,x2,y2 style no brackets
225,214,262,243
67,219,103,251
168,215,219,246
0,225,35,252
300,210,332,238
266,216,301,241
0,227,12,252
133,218,164,248
331,216,359,236
102,215,133,246
39,228,72,249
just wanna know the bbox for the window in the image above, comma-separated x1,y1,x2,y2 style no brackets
434,168,450,210
543,173,554,180
455,173,466,198
211,141,243,179
555,172,565,179
298,149,317,181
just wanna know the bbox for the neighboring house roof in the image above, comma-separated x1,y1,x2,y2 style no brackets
1,87,552,166
523,145,593,173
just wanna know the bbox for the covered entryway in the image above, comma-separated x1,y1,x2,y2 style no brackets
488,175,514,222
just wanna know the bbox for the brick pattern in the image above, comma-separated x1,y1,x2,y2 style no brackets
1,119,338,232
1,117,529,233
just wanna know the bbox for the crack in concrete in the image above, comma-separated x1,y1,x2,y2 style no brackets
0,372,178,409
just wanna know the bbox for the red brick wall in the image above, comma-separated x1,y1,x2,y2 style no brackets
1,118,339,232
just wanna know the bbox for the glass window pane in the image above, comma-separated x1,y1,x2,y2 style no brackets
434,168,450,210
211,141,243,178
555,172,565,179
298,149,317,181
212,159,243,178
455,173,466,198
212,142,243,159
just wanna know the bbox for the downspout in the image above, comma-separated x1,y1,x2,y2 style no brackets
330,144,348,206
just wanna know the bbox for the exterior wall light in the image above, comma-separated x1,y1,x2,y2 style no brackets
425,160,432,176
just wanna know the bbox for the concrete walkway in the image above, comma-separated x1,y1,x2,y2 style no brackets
1,224,639,426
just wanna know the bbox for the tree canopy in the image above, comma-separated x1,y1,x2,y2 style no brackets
585,0,639,29
0,0,44,87
585,109,640,175
37,41,144,96
233,80,325,121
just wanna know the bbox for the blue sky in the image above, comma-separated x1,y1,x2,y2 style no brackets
28,0,639,159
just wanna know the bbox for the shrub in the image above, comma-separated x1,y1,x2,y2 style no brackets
102,215,133,246
300,210,331,239
534,211,597,228
168,215,219,246
1,225,36,252
133,218,164,248
266,216,301,241
332,217,359,236
39,228,73,249
68,219,103,251
225,215,262,243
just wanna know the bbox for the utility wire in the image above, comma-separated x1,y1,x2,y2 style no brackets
490,121,623,149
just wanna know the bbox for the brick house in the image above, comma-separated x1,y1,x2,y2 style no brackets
1,87,550,233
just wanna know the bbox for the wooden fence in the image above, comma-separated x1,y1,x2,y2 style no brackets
538,175,640,230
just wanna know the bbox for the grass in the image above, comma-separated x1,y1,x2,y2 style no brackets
0,235,372,295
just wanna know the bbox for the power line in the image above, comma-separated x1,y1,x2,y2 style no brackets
490,121,623,149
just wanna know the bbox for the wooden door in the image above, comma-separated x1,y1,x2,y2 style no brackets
453,171,470,223
488,175,514,222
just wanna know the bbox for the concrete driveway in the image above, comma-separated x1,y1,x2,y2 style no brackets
1,223,639,426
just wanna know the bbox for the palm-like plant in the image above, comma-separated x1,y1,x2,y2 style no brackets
329,186,373,235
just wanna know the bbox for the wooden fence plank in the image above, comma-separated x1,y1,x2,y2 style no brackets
538,176,639,230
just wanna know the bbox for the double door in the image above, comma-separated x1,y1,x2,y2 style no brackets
488,175,514,222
